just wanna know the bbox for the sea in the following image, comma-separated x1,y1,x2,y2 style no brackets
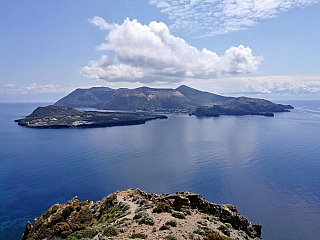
0,99,319,240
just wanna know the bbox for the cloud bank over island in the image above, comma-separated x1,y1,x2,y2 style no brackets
1,76,320,100
149,0,319,36
81,17,262,83
0,84,75,101
200,75,320,96
0,84,73,95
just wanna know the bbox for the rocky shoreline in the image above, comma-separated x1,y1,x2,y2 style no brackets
15,105,167,129
21,189,262,240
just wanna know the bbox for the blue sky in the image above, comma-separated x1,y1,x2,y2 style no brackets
1,0,320,102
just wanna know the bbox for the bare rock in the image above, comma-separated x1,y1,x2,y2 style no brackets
21,189,262,240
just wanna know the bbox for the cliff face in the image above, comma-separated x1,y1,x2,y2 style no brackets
21,189,262,240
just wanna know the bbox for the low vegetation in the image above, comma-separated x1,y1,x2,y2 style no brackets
20,189,262,240
138,216,155,226
129,233,147,238
171,211,186,219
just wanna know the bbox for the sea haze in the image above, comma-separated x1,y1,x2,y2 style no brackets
0,100,319,240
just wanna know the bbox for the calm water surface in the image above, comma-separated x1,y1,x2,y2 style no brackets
0,100,319,240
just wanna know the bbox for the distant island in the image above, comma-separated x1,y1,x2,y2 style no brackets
15,85,294,128
21,189,262,240
54,85,293,117
15,105,167,129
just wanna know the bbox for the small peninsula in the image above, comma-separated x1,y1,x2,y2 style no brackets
15,105,167,129
21,189,262,240
191,97,293,117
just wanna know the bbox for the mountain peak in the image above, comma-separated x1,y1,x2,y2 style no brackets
54,85,292,114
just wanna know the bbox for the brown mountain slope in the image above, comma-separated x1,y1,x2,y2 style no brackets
54,85,293,115
98,87,196,110
54,85,228,110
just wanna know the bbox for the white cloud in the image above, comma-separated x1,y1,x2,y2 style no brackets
191,75,320,96
0,83,74,95
82,18,262,83
149,0,319,36
240,75,320,95
89,16,113,30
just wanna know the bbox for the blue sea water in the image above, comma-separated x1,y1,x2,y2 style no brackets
0,100,319,240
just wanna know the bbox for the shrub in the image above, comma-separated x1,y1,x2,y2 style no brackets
133,210,146,220
98,201,129,224
204,232,233,240
182,209,191,215
138,216,154,226
193,228,205,235
103,226,117,236
129,233,147,239
159,225,170,231
217,225,231,237
197,220,207,226
202,227,234,240
166,220,177,227
171,211,185,219
65,228,97,240
164,234,176,240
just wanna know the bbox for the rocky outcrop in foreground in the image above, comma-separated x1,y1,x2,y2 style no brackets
21,189,262,240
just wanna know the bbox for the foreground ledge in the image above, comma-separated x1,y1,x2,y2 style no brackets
21,189,262,240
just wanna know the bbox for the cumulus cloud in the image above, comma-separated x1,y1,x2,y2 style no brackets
82,18,262,83
149,0,319,36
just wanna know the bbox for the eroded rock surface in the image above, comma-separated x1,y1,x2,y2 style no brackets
21,189,262,240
